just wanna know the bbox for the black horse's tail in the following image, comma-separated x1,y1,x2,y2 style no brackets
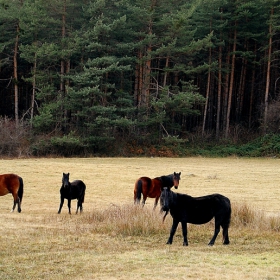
81,182,86,203
18,176,24,202
134,179,142,203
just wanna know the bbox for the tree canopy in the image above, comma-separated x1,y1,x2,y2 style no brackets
1,0,280,156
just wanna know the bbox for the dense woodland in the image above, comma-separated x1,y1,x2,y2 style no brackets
1,0,280,156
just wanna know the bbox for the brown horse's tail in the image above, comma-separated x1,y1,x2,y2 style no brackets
18,176,24,202
134,179,142,204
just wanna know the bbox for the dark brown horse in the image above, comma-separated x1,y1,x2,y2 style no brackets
134,172,181,209
0,173,24,213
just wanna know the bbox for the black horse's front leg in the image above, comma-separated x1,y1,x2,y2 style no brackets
167,219,179,245
181,221,188,246
67,199,72,214
58,197,64,214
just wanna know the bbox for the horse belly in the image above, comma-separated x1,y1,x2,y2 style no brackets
187,212,214,225
147,179,161,198
147,189,159,198
0,187,9,196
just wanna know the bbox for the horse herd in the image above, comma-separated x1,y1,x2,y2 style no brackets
0,171,231,246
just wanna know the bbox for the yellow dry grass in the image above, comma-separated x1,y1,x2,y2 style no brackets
0,157,280,280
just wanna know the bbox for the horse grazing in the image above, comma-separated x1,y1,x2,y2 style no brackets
160,186,231,246
134,172,181,209
58,173,86,214
0,173,24,213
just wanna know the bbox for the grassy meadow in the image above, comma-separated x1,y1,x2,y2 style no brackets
0,157,280,280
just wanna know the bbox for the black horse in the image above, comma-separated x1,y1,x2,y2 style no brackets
58,173,86,214
160,186,231,246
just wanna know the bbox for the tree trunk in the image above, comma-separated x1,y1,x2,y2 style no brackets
222,45,230,133
263,8,273,134
202,47,211,135
216,43,222,138
14,23,20,128
60,6,66,95
225,23,237,138
163,56,169,87
30,52,37,125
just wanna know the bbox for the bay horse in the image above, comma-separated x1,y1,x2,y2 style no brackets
160,186,231,246
0,173,24,213
58,173,86,214
134,172,181,209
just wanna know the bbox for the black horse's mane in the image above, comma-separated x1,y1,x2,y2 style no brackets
161,189,177,222
157,174,174,186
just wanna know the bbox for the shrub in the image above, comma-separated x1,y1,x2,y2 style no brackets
0,117,32,157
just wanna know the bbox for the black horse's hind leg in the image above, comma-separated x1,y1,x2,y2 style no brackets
181,221,188,246
208,219,221,246
222,224,230,245
76,199,83,214
167,219,179,245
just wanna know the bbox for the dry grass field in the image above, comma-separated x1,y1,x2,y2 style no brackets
0,157,280,280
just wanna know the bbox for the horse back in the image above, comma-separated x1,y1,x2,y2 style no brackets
173,193,231,225
0,173,21,196
60,180,86,200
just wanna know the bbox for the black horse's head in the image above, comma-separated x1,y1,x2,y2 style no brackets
62,173,70,188
160,186,173,212
173,172,181,189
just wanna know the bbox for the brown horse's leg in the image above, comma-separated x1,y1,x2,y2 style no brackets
17,196,21,213
153,196,159,210
142,196,147,207
11,192,21,213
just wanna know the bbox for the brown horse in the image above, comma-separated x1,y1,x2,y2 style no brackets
0,173,24,213
134,172,181,209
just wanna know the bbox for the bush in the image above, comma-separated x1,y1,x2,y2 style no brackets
0,117,32,157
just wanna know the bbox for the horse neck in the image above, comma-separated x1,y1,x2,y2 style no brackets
161,174,173,187
63,182,72,190
169,190,177,207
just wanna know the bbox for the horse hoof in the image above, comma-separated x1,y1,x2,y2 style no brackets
208,243,214,246
183,242,188,246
